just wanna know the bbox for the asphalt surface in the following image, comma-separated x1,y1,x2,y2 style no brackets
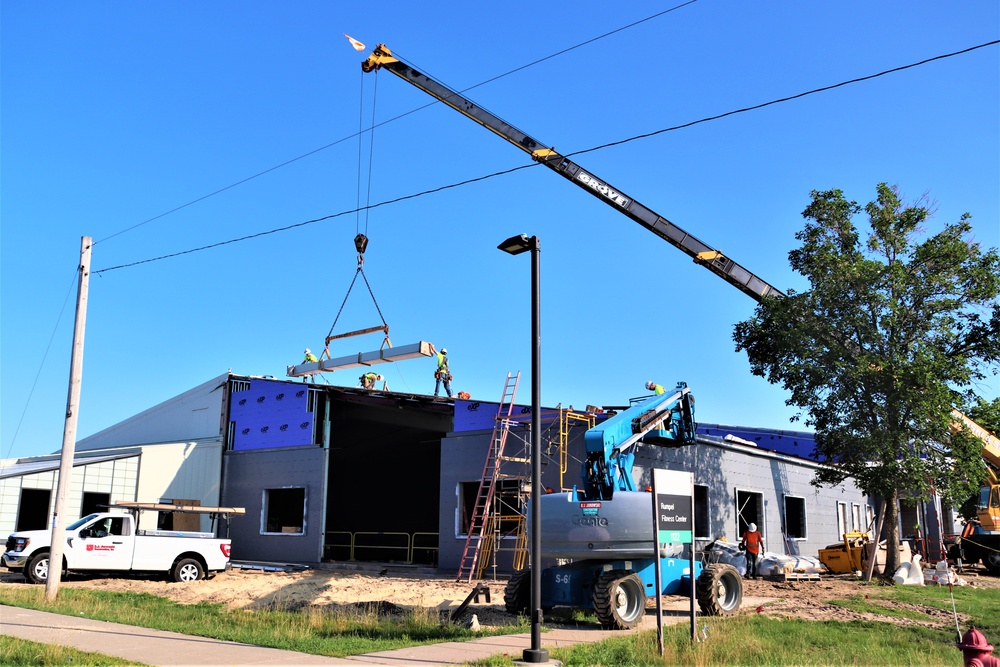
1,600,737,666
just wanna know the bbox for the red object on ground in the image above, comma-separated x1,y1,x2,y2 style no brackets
958,627,1000,667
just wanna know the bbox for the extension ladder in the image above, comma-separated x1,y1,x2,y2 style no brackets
455,372,520,582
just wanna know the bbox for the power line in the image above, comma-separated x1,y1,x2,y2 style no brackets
570,40,1000,159
93,163,534,274
2,269,80,461
93,2,700,246
92,40,998,275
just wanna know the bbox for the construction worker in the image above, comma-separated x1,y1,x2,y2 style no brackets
429,343,453,398
360,372,382,390
303,348,318,363
645,381,666,395
741,522,765,579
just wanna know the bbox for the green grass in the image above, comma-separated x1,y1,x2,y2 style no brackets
471,581,1000,667
4,580,996,665
0,586,529,658
0,636,147,666
533,616,959,667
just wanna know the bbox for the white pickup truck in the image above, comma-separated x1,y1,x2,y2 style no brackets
3,510,234,584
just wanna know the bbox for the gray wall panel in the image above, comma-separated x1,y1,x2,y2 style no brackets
221,446,327,564
636,441,868,558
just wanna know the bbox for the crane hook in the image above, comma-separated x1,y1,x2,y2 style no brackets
355,233,368,267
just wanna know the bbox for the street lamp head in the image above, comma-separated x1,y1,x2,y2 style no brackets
498,234,539,255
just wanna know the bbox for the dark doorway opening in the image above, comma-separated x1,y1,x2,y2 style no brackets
325,393,449,565
81,491,111,516
17,488,51,531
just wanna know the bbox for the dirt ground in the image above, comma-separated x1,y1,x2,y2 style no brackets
4,563,998,630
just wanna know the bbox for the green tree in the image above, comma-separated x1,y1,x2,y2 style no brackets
967,396,1000,436
733,183,1000,577
957,396,1000,521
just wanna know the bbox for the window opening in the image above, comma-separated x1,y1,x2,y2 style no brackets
837,501,848,537
263,487,306,534
735,489,763,537
694,485,710,539
784,495,807,539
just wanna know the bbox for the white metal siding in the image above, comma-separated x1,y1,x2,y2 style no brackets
134,441,223,532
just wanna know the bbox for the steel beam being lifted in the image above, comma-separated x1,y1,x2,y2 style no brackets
286,341,433,378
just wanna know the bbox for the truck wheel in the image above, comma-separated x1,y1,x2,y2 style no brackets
593,571,646,630
697,563,743,616
984,551,1000,576
172,558,204,582
504,569,531,615
25,552,50,584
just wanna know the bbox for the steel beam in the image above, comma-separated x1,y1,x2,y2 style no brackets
286,341,432,378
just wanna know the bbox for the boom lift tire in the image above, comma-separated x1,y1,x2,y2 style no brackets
696,563,743,616
985,551,1000,576
25,551,51,584
172,557,205,582
504,569,531,615
593,571,646,630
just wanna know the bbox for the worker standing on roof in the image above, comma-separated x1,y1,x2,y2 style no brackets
360,372,382,390
645,381,666,395
303,348,318,363
429,343,453,398
741,522,764,579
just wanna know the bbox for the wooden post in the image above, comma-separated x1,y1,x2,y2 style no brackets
865,498,887,583
45,236,91,602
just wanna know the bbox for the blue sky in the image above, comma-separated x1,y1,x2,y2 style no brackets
3,2,998,460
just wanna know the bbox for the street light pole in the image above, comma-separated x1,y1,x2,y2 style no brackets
497,234,548,664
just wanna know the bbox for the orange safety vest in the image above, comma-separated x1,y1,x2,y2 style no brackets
743,530,763,554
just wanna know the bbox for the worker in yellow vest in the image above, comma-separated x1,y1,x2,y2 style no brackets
429,343,453,397
645,381,666,395
360,372,382,390
303,348,318,363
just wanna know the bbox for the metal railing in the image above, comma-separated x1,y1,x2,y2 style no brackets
323,530,439,565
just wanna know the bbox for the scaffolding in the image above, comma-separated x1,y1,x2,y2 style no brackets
457,375,596,582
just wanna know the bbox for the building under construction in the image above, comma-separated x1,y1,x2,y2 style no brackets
0,368,894,576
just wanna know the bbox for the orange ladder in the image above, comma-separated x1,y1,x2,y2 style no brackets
455,372,520,582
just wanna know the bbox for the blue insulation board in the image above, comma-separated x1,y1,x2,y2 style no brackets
697,422,817,460
230,379,314,451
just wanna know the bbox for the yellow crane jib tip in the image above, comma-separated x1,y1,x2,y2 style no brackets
362,44,397,72
694,250,724,264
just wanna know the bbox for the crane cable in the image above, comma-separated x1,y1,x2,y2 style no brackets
326,68,389,349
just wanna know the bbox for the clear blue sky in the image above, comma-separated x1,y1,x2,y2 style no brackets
3,2,998,460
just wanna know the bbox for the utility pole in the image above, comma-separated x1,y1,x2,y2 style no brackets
45,236,91,602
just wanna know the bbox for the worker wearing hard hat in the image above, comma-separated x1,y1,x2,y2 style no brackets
741,523,765,579
645,381,666,395
429,343,453,398
303,348,318,363
360,372,383,390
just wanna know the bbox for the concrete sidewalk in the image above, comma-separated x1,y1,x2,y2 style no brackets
2,600,757,666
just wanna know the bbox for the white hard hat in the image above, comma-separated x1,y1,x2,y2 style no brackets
749,523,757,532
441,347,447,354
304,348,311,354
645,381,656,390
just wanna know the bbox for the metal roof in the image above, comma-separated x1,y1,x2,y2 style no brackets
0,449,140,480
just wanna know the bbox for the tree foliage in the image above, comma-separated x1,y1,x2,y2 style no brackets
733,183,1000,574
967,396,1000,436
